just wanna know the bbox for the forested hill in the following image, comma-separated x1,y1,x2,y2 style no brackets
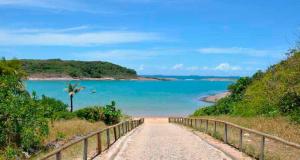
21,59,137,79
194,49,300,123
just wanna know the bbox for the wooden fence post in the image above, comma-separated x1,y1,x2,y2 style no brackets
200,119,202,130
205,120,208,132
214,121,217,134
118,125,121,138
260,136,265,160
83,138,88,160
239,129,243,151
122,123,124,135
106,129,110,148
114,127,117,142
224,123,228,144
97,132,102,154
56,151,61,160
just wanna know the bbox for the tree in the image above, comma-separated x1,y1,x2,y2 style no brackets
65,83,85,112
0,59,49,157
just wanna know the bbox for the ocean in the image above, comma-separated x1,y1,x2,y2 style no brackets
25,77,234,116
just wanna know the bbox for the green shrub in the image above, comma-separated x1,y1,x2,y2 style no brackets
0,59,49,155
3,146,20,160
279,91,300,115
228,77,252,95
39,95,69,119
56,132,66,141
75,106,104,122
103,101,121,125
54,111,76,120
279,91,300,123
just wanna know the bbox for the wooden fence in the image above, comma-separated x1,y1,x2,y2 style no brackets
41,118,144,160
169,117,300,160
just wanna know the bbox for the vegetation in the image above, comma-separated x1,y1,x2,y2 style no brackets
65,83,85,112
75,106,104,122
0,59,49,158
189,115,300,159
103,101,122,125
193,49,300,123
0,58,124,159
21,59,137,79
39,95,69,120
75,102,122,125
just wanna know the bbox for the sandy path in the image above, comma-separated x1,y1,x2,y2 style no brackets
98,118,231,160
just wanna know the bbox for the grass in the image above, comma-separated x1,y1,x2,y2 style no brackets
189,115,300,160
194,115,300,143
31,118,107,159
32,117,133,159
44,119,107,144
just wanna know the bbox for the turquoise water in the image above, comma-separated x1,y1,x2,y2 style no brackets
25,79,233,116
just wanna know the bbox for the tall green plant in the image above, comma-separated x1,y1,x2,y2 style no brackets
103,101,121,125
65,83,85,112
0,59,49,157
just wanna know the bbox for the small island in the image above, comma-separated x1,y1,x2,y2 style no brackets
21,59,172,81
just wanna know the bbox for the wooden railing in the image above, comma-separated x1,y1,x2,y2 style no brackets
169,117,300,160
42,118,144,160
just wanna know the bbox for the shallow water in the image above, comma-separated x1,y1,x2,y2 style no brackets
25,79,232,116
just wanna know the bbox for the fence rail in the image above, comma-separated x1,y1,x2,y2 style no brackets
169,117,300,160
42,118,144,160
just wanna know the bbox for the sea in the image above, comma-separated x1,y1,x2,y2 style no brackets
25,76,236,116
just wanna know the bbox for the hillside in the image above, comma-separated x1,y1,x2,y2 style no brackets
21,59,137,79
193,50,300,123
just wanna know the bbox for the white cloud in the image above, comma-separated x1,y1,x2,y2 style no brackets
186,66,199,71
214,63,241,71
74,49,160,61
138,64,144,71
0,0,96,12
0,28,161,46
197,47,282,57
172,64,184,70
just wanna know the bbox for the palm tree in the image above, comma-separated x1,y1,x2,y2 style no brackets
65,83,85,112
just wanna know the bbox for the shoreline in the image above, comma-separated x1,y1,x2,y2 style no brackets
200,91,231,103
27,76,174,81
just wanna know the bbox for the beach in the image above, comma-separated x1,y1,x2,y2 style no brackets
200,91,231,103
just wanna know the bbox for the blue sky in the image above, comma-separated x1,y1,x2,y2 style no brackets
0,0,299,76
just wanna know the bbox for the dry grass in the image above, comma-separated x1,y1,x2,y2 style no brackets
31,119,107,159
189,116,300,160
44,118,107,145
196,115,300,144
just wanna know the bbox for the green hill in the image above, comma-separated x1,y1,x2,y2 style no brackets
21,59,137,79
193,49,300,123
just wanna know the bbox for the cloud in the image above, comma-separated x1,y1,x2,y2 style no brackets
74,49,161,61
214,63,241,71
0,0,98,13
0,28,161,46
172,64,184,70
173,63,241,71
197,47,282,57
137,65,145,71
186,66,199,71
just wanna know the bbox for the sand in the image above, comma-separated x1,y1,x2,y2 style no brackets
96,118,252,160
200,91,231,103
